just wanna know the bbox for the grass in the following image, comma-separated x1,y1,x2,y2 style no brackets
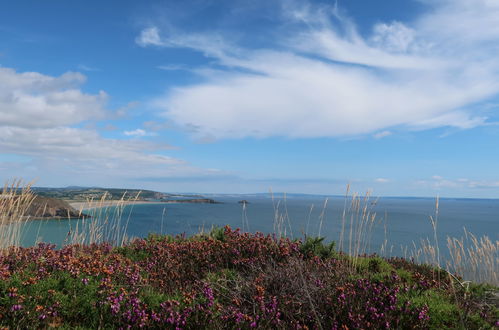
0,180,36,251
67,191,140,247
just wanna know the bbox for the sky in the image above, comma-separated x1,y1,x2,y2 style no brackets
1,0,499,198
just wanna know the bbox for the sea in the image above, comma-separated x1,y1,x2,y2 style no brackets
18,194,499,261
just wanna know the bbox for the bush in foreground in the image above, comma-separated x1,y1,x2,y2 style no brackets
0,227,497,329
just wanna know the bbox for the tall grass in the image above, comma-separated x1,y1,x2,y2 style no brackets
403,198,498,286
345,191,379,271
67,191,140,247
1,180,498,285
271,189,293,239
446,230,498,285
0,180,140,249
0,180,36,251
270,187,498,285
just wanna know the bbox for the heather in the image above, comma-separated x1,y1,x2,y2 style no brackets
0,227,497,329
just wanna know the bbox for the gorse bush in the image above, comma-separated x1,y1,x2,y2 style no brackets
299,236,337,259
0,227,497,329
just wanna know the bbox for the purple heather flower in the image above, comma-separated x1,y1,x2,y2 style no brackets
82,278,89,285
235,312,245,323
203,286,215,307
10,304,22,312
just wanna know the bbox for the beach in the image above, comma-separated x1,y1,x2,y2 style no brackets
69,200,163,211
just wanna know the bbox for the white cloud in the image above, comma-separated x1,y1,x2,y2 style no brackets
467,180,499,189
0,125,209,182
139,0,499,140
135,27,163,47
0,67,218,184
0,68,106,128
123,128,157,137
77,64,100,72
373,131,392,139
417,176,499,190
375,178,390,183
136,26,234,60
157,64,189,71
370,22,418,53
124,128,147,137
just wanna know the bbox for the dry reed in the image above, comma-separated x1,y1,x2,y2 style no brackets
68,191,140,247
1,180,497,285
0,180,36,251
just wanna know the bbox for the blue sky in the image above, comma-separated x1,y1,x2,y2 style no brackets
1,0,499,197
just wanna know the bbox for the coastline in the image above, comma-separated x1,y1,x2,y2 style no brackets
69,200,164,211
68,198,219,211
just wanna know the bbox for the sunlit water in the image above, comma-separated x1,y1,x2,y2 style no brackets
17,195,498,259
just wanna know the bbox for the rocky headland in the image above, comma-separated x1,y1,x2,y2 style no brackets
27,195,88,219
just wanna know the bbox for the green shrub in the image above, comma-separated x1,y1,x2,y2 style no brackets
209,226,226,242
402,289,461,328
300,236,337,259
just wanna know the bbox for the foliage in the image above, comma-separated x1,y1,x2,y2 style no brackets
0,227,497,329
299,236,337,259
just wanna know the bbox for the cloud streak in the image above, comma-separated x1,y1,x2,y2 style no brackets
418,176,499,190
138,0,499,140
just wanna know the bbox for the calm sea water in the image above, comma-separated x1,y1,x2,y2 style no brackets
18,194,499,259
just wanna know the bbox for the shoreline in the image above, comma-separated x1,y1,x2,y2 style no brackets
68,198,219,211
69,200,164,211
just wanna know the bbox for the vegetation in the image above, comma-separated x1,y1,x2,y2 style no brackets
0,228,496,328
0,181,497,328
31,186,199,202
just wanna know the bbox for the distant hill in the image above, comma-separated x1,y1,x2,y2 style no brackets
30,187,213,204
31,187,171,201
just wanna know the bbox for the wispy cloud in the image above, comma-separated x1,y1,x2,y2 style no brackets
135,27,163,47
157,64,189,71
136,26,234,60
138,0,499,140
417,175,499,190
123,128,156,137
373,131,392,139
77,64,100,72
124,128,146,137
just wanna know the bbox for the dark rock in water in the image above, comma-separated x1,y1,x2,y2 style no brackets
238,200,250,204
27,196,88,219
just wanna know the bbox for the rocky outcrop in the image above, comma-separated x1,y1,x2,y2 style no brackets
27,196,88,219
